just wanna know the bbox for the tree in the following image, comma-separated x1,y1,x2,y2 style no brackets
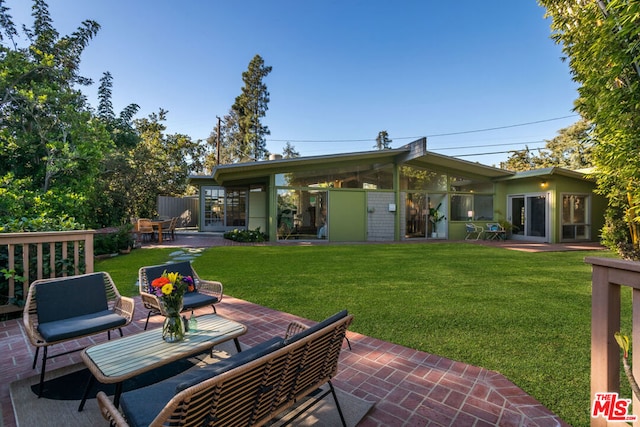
500,146,541,172
282,141,300,158
374,130,392,150
231,54,272,161
126,110,205,219
538,0,640,259
0,0,111,225
205,108,243,170
501,119,594,171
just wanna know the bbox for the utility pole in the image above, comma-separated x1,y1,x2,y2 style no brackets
216,116,222,165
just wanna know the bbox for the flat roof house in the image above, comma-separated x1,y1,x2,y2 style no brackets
188,138,606,243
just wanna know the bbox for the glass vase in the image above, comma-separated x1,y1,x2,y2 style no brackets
161,299,185,343
162,314,184,343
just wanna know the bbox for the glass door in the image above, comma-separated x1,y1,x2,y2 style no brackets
508,194,548,242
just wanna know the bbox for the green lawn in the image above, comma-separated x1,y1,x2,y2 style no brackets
96,243,624,427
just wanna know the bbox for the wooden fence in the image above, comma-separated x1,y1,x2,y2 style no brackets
157,195,198,227
0,230,94,315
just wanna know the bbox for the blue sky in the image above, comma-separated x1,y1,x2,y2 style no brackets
5,1,579,167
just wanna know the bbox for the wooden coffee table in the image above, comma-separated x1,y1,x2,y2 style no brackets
78,314,247,411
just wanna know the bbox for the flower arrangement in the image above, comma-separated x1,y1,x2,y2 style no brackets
150,271,195,342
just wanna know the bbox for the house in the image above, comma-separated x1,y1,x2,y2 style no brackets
188,138,606,243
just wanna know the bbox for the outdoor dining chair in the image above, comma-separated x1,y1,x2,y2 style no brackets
162,217,178,241
137,218,155,242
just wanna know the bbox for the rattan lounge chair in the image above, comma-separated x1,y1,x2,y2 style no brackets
23,272,135,396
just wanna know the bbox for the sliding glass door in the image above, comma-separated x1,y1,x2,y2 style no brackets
508,193,548,242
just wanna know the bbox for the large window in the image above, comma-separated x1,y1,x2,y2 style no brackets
203,187,225,228
400,166,447,191
225,188,247,227
451,195,493,221
562,194,590,240
275,163,393,189
277,189,327,240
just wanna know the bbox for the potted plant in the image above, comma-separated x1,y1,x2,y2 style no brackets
429,203,446,238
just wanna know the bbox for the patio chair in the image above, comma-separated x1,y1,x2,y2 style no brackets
162,216,178,241
465,223,484,240
139,261,223,330
23,272,135,396
137,218,155,242
485,223,506,240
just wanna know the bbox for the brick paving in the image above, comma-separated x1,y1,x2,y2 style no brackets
0,233,584,426
1,295,568,426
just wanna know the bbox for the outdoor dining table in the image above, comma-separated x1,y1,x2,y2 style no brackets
150,219,172,243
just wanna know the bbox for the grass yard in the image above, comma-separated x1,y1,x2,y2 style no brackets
97,243,624,427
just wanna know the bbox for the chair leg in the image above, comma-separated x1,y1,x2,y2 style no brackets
344,336,352,351
32,347,40,369
329,381,348,427
144,311,153,330
38,346,48,397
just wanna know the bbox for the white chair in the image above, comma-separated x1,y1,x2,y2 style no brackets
465,223,483,240
485,223,506,240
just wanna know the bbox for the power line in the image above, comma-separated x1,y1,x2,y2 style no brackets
433,140,546,151
425,115,578,138
265,114,579,144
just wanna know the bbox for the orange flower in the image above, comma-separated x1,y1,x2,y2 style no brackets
151,277,170,288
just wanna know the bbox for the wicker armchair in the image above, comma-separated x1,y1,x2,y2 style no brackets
139,261,223,330
23,272,135,395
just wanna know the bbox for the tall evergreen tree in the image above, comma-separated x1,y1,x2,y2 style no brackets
231,54,272,161
282,141,300,158
374,130,392,150
205,108,243,170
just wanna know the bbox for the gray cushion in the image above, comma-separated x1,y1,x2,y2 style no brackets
37,310,126,342
119,337,285,427
35,273,107,323
183,292,218,309
284,310,348,345
119,375,178,427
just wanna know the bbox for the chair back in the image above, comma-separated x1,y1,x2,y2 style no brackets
169,217,178,230
137,218,154,233
466,223,476,232
140,261,194,293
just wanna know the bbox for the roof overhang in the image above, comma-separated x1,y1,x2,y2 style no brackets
190,148,410,185
493,167,593,182
405,151,514,179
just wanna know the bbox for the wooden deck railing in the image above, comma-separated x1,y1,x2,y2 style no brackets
0,230,94,315
586,256,640,427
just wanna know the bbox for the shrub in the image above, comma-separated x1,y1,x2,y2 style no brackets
223,227,267,243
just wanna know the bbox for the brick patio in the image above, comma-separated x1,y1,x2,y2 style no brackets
1,294,567,426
